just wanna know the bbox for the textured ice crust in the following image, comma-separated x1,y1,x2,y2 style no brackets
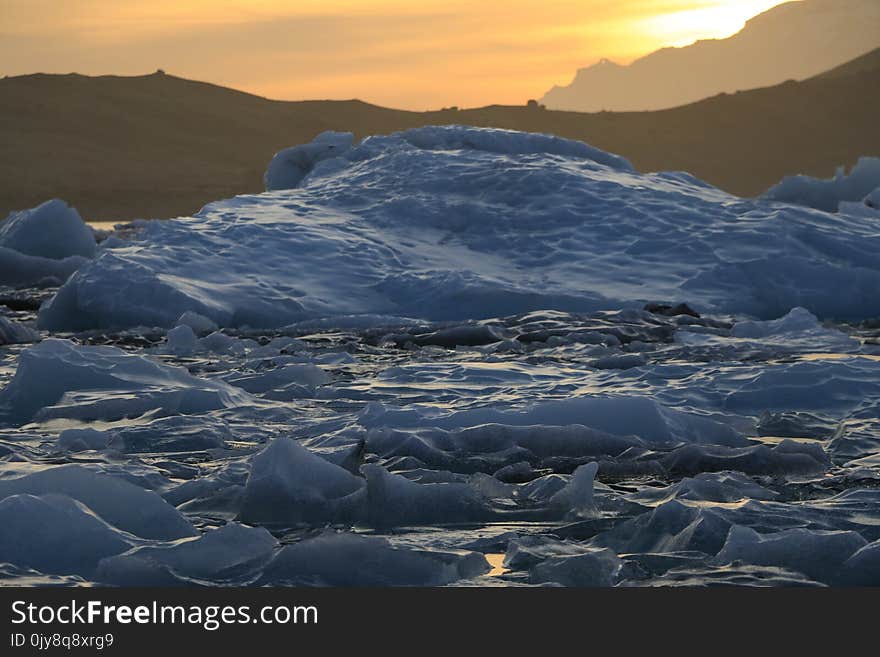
37,126,880,331
5,127,880,587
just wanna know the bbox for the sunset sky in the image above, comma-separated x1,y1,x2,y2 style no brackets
1,0,793,109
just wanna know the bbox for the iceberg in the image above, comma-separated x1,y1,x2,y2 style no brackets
35,127,880,331
0,200,96,288
0,199,96,260
0,494,134,576
713,526,867,584
763,157,880,212
0,465,197,540
4,126,880,587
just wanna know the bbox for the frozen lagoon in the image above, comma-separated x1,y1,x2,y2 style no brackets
2,126,880,586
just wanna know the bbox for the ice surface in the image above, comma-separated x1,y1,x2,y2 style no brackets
626,471,779,505
547,462,598,516
0,316,38,345
258,531,489,586
0,494,134,576
265,131,356,191
0,465,196,540
96,522,277,585
5,127,880,587
0,200,95,260
764,157,880,212
732,307,839,339
362,464,491,526
713,526,867,584
0,199,95,288
35,127,880,331
361,396,746,448
0,338,250,425
239,438,365,526
102,415,233,453
175,311,219,335
0,247,88,288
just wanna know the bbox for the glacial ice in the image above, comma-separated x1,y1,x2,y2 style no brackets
34,127,880,331
0,338,250,425
764,157,880,212
0,465,197,540
362,463,492,526
265,131,356,191
0,316,38,345
529,548,623,587
0,494,134,576
0,199,96,288
0,247,88,288
258,531,489,586
361,396,746,448
96,522,278,585
238,437,365,526
731,307,844,340
0,200,95,260
4,126,880,587
713,526,867,584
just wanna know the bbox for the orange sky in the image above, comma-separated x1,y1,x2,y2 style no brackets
1,0,793,109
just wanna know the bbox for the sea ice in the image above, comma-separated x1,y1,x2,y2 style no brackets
238,437,365,526
0,200,95,260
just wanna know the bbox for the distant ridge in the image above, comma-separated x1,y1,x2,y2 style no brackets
816,47,880,79
541,0,880,112
1,48,878,221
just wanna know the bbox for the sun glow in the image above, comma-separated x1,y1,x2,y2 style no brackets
1,0,797,109
640,1,790,48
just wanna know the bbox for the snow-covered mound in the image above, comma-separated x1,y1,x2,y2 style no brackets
0,199,96,287
37,126,880,330
764,157,880,212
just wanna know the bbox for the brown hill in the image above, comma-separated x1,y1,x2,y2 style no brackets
1,52,878,221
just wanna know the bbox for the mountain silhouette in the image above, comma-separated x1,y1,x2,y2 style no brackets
1,47,878,221
541,0,880,112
